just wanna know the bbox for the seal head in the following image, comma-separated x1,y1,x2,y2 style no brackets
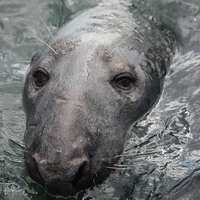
23,3,175,197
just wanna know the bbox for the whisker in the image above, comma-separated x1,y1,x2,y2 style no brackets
40,16,57,43
93,179,96,187
114,164,134,167
95,172,98,178
106,166,130,170
116,151,161,158
19,60,30,64
110,33,132,54
9,138,25,152
32,35,57,55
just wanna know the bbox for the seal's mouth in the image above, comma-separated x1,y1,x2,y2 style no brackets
25,156,88,196
25,150,110,196
24,150,113,197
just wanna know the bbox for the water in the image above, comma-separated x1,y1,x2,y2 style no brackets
0,0,200,199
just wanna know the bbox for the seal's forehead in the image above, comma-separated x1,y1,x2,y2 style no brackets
48,28,146,60
97,44,146,67
43,34,148,75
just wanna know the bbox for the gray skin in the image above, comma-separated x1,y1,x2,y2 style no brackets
23,0,175,197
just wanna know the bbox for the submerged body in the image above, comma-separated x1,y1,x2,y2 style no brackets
23,0,175,197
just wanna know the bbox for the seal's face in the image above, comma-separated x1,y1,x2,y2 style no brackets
23,38,161,196
23,2,176,194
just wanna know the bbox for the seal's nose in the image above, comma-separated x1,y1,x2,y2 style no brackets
31,153,91,196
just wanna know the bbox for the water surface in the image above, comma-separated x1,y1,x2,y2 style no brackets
0,0,200,199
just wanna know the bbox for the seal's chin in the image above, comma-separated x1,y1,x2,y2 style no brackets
42,173,93,197
44,181,76,196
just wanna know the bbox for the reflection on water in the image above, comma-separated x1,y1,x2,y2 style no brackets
0,0,200,199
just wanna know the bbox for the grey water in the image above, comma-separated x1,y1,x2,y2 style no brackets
0,0,200,199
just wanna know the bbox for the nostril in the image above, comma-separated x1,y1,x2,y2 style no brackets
71,161,90,187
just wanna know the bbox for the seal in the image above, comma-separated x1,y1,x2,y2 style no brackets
23,0,175,197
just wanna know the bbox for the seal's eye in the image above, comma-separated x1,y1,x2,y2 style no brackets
33,68,49,87
112,73,136,91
